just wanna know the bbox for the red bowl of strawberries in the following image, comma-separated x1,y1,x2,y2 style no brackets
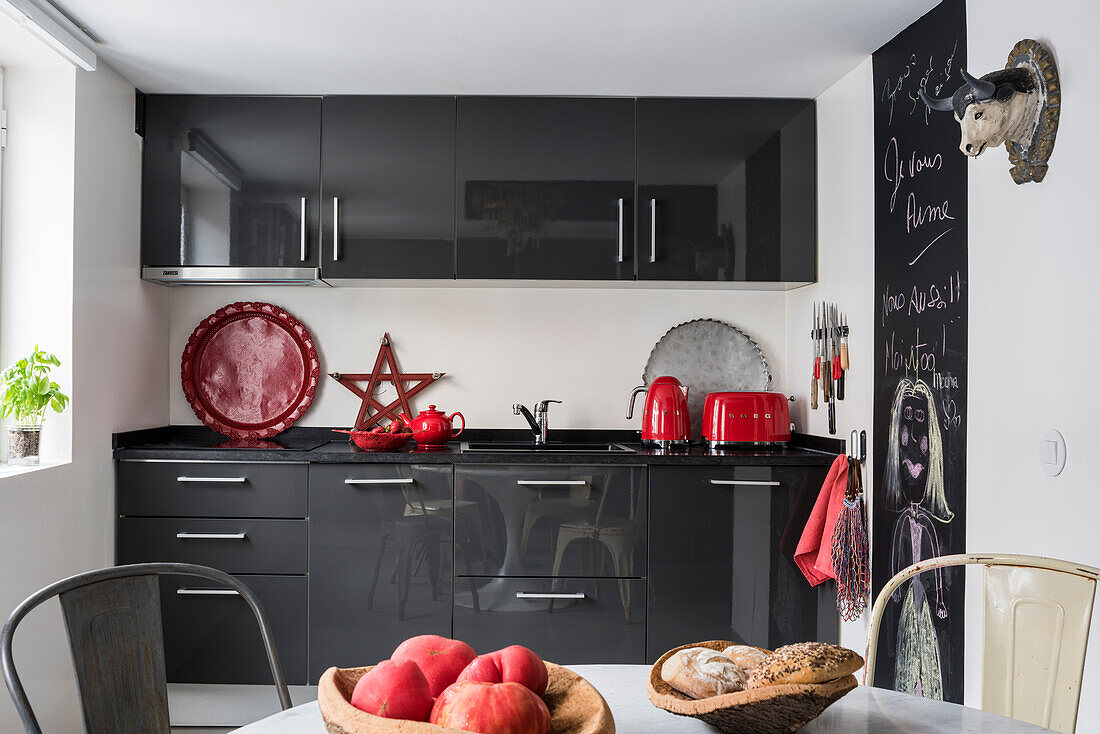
317,635,615,734
335,422,412,452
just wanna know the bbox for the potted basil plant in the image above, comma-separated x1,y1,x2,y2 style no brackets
1,346,69,465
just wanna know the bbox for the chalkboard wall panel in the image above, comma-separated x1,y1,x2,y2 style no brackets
872,0,968,705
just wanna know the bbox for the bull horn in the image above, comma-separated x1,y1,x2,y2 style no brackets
960,68,995,100
919,88,954,112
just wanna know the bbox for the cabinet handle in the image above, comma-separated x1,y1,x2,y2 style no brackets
515,592,586,600
176,476,247,483
175,532,248,540
649,198,657,263
333,196,340,261
345,477,415,485
515,480,587,486
708,479,781,486
176,588,240,597
300,197,307,261
616,198,624,263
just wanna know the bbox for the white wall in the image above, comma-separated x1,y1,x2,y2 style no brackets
784,59,875,654
962,2,1100,729
168,287,788,431
0,63,170,733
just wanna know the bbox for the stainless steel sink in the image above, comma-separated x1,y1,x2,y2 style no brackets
460,441,635,454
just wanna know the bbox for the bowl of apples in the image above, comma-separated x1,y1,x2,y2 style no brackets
318,635,615,734
334,421,413,452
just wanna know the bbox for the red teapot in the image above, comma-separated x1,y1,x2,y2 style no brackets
399,405,465,450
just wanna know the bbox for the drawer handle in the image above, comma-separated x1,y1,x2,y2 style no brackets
345,478,415,485
708,479,781,487
515,480,587,486
176,476,247,484
176,588,241,597
175,532,248,540
515,592,587,600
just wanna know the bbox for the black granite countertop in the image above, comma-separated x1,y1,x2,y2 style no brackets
113,426,842,466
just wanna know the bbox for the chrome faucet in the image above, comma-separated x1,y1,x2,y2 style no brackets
513,400,561,446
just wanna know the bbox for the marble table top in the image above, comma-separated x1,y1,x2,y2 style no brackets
232,664,1055,733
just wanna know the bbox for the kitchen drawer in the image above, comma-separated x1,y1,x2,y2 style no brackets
453,577,645,664
455,465,646,578
160,574,307,685
647,464,836,662
308,463,454,682
117,518,307,575
117,461,307,518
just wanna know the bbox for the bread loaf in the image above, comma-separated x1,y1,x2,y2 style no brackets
747,642,863,688
721,645,769,671
660,647,747,699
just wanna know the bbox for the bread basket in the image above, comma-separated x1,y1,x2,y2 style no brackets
318,663,615,734
646,641,857,734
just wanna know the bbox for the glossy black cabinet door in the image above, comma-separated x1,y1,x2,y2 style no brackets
453,577,645,664
321,97,456,279
456,97,635,280
161,574,307,685
636,98,816,283
308,464,453,682
454,465,646,578
141,95,322,267
647,465,836,662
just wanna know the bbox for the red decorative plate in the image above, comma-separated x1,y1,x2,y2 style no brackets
181,302,319,439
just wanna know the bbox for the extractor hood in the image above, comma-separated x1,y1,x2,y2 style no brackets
141,266,326,285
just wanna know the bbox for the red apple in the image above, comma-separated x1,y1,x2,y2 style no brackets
431,681,551,734
350,659,433,721
391,634,477,697
456,645,548,696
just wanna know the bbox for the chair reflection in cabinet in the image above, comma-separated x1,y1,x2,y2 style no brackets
520,482,599,562
367,483,483,619
550,474,645,623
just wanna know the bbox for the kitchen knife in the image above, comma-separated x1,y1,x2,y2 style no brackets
811,304,819,410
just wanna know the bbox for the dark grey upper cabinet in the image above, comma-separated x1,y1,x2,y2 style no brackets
636,98,816,283
321,97,456,279
456,97,635,280
141,95,322,268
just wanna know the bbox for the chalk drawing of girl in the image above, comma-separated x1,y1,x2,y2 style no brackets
884,376,954,700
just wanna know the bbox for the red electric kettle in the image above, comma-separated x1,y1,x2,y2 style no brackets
626,376,691,449
399,405,465,450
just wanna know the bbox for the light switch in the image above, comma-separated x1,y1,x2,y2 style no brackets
1040,429,1066,476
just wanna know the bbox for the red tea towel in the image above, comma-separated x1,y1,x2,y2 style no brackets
794,454,849,587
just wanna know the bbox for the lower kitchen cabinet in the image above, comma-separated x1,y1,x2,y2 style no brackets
308,463,454,682
646,465,835,662
160,574,307,685
453,577,645,664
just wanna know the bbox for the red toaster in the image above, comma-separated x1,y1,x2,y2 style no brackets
703,392,791,447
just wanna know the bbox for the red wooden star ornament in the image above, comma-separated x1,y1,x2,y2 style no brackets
330,333,444,430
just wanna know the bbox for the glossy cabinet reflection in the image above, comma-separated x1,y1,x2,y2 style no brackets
141,95,322,267
308,464,453,682
454,465,646,577
321,97,456,279
456,97,635,280
636,98,816,282
647,465,836,662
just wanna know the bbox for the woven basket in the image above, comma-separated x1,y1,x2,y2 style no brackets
646,641,857,734
318,662,615,734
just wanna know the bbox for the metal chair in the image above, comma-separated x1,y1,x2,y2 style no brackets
866,553,1099,734
2,562,292,734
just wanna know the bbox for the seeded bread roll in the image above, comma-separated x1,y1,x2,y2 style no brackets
721,645,769,671
747,642,863,688
660,647,748,699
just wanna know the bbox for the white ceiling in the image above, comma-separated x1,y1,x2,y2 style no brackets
55,0,937,97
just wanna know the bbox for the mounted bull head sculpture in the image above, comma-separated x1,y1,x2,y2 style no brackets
920,68,1041,157
919,40,1060,184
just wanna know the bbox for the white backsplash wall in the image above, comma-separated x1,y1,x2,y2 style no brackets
168,286,788,430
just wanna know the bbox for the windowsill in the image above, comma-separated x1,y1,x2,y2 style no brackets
0,460,68,480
